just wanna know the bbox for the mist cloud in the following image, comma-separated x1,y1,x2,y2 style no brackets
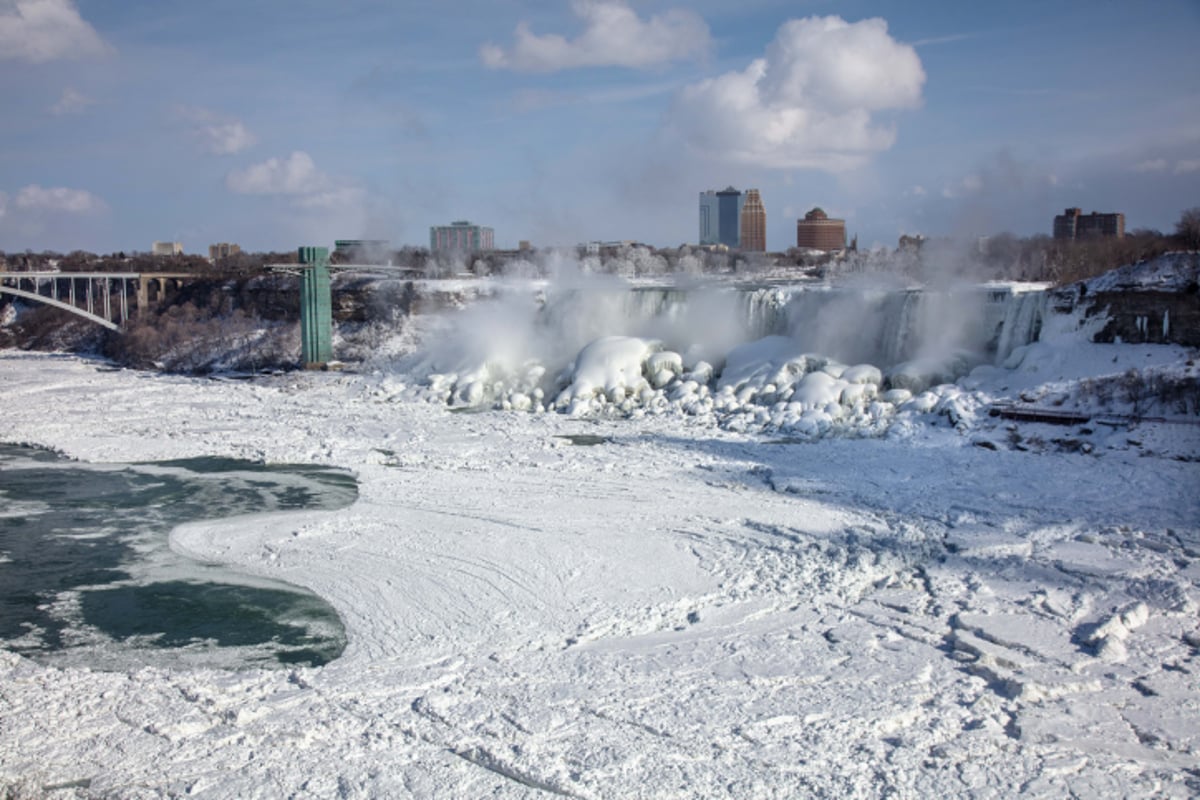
481,0,710,72
0,0,112,62
664,16,924,171
932,152,1060,238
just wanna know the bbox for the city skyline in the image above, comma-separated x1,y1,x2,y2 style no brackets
1,1,1198,254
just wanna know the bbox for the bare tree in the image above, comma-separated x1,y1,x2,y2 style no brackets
1175,207,1200,250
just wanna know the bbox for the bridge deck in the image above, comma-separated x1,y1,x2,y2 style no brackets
0,271,195,280
0,271,199,330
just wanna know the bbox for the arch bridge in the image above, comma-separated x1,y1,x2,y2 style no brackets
0,271,195,330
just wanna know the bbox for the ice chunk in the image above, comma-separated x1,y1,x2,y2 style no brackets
842,364,883,386
881,388,912,405
840,382,877,406
789,372,846,410
717,336,804,390
646,351,683,378
555,336,655,407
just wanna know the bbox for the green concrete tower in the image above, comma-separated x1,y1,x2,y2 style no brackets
298,246,332,368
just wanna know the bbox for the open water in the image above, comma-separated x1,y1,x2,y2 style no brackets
0,443,357,671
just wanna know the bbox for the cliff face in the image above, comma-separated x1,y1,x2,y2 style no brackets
1047,252,1200,347
1079,252,1200,347
1088,289,1200,347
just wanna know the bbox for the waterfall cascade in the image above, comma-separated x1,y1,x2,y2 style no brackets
533,283,1049,372
410,279,1052,419
993,289,1048,366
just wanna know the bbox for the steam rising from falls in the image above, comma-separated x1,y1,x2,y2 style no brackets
392,278,1048,438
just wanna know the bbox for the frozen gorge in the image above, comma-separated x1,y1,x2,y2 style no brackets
1,256,1199,798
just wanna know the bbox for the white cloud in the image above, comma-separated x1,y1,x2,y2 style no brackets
226,151,366,213
0,0,112,62
512,79,681,112
296,186,366,210
481,0,710,72
226,151,322,195
941,174,983,199
175,106,257,155
0,191,7,218
50,87,94,115
226,152,376,245
663,16,924,171
200,121,256,156
1128,157,1200,175
14,184,103,213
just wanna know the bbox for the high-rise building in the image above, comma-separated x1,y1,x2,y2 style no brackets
1053,208,1125,240
152,241,183,256
795,208,845,251
430,221,495,254
715,187,744,249
699,190,719,245
739,189,766,251
700,187,746,247
208,242,241,260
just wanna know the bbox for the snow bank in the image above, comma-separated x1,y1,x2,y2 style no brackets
1,351,1198,799
1085,251,1200,293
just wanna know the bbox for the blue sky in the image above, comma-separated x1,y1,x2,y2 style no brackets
1,0,1198,253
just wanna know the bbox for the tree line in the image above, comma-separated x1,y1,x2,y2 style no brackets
3,206,1198,285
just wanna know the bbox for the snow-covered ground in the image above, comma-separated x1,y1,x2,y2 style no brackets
2,271,1200,797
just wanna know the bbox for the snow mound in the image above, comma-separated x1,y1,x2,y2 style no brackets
554,336,657,414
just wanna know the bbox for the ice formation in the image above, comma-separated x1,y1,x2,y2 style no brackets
390,280,1066,439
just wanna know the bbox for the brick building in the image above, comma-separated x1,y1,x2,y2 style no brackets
1053,208,1125,240
795,208,845,251
739,189,766,252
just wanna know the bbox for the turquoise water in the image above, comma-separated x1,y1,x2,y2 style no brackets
0,444,357,671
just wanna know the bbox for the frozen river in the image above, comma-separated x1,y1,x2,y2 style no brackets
0,444,354,671
1,350,1198,798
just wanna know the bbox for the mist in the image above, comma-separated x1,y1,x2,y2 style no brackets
382,243,1049,414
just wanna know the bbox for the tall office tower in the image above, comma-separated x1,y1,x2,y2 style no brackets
699,190,719,245
739,189,766,251
715,187,744,248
